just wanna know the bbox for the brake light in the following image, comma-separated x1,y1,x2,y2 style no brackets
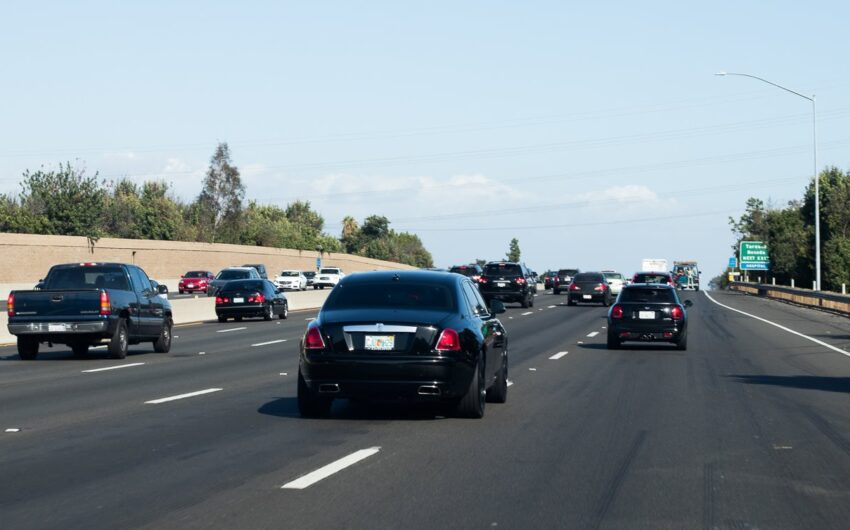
515,277,526,285
611,305,623,319
248,293,265,303
304,326,326,349
472,275,480,282
671,306,684,321
215,296,223,304
593,283,606,292
478,277,488,284
435,328,461,352
570,283,581,291
100,291,111,315
7,293,14,317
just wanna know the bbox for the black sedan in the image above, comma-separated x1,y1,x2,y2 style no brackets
297,270,509,418
215,280,288,322
606,284,692,350
567,271,613,306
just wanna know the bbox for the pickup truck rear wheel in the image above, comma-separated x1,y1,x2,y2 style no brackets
108,319,129,359
153,318,172,353
17,337,38,360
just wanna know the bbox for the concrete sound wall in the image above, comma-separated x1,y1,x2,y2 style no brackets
0,232,414,283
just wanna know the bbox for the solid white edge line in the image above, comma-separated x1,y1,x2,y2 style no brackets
217,327,247,333
145,388,223,404
587,331,599,338
251,339,287,347
82,363,145,373
703,291,850,358
549,351,569,360
281,447,381,490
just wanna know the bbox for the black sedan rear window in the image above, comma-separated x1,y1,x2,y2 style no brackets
620,288,675,303
325,282,455,311
574,273,604,282
219,280,266,292
485,263,521,276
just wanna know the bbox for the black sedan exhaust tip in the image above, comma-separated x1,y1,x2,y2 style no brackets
318,384,340,393
417,385,441,396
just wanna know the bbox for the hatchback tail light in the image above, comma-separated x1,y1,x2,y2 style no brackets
435,328,461,352
100,291,111,315
593,283,606,292
671,306,684,321
611,305,623,319
569,283,581,291
304,326,326,349
7,293,14,317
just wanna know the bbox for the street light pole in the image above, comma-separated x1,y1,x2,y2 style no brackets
715,72,821,290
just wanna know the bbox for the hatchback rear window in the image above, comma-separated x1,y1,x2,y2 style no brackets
485,264,521,276
324,282,455,311
620,288,675,303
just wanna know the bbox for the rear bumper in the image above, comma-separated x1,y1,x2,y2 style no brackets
9,320,110,335
568,293,607,303
480,289,526,302
216,304,266,317
609,322,686,343
300,354,475,401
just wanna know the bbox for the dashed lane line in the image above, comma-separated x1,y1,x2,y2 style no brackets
281,447,381,490
251,339,287,347
145,388,223,404
549,351,569,360
587,331,599,338
217,327,247,333
548,305,556,309
703,291,850,358
521,311,534,316
82,363,145,373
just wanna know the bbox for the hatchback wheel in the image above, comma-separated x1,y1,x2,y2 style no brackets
676,332,688,351
606,329,620,350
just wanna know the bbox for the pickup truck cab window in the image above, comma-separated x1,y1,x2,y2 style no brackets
45,265,131,291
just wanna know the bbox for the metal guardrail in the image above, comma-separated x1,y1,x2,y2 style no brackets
728,281,850,316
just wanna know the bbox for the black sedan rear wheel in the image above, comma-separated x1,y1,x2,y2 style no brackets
263,304,273,321
486,354,508,404
297,371,332,418
279,302,288,319
455,360,485,418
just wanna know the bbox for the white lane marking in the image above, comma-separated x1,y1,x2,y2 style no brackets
198,351,206,355
549,351,569,360
251,339,287,347
507,380,514,387
145,388,223,404
280,372,288,376
281,447,381,490
521,311,534,316
217,327,247,333
538,308,544,311
508,317,514,320
305,318,315,321
548,305,556,309
587,331,599,338
528,367,537,371
5,428,21,433
703,291,850,357
90,345,107,350
82,363,145,373
577,341,584,344
174,335,179,338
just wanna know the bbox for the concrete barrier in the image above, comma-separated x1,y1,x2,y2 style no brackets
0,289,330,347
728,281,850,316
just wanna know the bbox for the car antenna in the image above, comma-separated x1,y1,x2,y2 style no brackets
392,273,401,281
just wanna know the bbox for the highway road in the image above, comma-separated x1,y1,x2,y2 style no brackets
1,290,849,529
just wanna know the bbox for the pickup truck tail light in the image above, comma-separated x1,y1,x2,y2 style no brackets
99,291,111,315
435,328,461,352
304,326,326,349
7,293,14,317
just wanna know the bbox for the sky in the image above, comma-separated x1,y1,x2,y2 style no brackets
2,1,849,278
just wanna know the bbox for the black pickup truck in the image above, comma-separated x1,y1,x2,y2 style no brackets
7,262,173,360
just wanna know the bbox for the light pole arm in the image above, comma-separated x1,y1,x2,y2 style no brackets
715,72,814,102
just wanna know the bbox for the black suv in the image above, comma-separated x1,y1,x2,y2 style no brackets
552,268,580,295
449,264,484,283
479,261,535,308
241,263,268,279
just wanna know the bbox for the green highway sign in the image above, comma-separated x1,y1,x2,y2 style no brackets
740,241,769,270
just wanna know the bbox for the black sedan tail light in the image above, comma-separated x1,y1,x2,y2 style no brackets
304,326,326,349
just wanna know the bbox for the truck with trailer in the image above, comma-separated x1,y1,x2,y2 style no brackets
672,260,700,291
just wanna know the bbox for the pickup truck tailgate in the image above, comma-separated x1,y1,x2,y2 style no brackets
11,290,103,318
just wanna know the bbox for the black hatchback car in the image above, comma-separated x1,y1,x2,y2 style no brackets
297,270,509,418
566,272,613,306
215,279,288,322
478,261,534,308
606,284,692,350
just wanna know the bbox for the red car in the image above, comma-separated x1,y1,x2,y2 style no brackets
178,270,215,294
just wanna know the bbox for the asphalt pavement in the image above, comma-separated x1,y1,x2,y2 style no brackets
1,291,849,529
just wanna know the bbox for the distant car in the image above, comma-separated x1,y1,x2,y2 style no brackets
178,270,215,294
296,270,508,418
303,271,317,286
313,267,345,289
602,271,626,295
632,272,675,287
275,270,308,291
543,271,558,290
449,264,484,283
567,272,613,306
208,267,262,296
241,264,268,279
607,284,691,350
552,268,580,295
478,261,535,308
215,279,288,322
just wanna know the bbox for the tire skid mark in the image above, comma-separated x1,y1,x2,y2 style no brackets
589,430,647,530
702,462,716,530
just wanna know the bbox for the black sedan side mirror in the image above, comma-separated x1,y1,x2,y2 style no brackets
684,299,693,308
157,284,169,295
489,299,506,315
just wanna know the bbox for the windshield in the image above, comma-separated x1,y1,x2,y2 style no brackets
320,268,340,274
574,273,603,282
324,282,455,311
303,271,316,278
184,271,207,278
558,269,579,276
45,266,131,291
279,271,299,277
217,270,251,280
603,272,623,280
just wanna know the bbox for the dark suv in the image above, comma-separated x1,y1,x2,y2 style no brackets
449,264,484,283
552,268,580,295
479,261,535,308
241,264,268,279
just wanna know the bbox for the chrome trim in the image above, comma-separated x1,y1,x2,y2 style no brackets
343,324,418,333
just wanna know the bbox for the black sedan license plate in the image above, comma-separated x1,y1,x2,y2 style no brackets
365,335,395,351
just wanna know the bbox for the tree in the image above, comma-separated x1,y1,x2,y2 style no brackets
285,201,324,233
506,238,521,262
196,142,245,243
20,162,105,238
